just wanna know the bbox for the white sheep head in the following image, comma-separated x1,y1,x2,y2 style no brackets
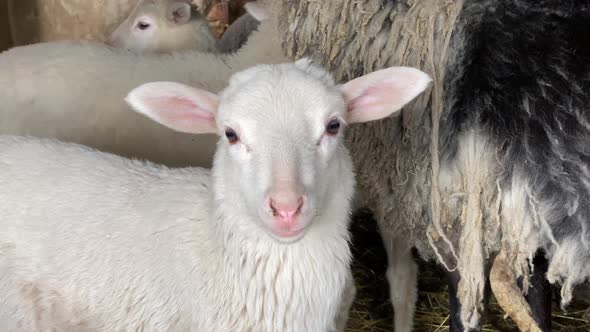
108,0,216,53
126,59,431,243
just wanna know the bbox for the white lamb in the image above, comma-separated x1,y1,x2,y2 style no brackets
107,0,218,53
108,0,262,54
0,4,285,169
0,60,431,331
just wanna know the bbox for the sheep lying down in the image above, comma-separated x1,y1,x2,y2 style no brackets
0,60,430,331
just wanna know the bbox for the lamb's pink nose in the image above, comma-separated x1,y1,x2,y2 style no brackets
269,196,304,227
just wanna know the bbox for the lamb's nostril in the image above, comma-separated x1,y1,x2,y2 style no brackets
269,197,304,221
295,198,304,215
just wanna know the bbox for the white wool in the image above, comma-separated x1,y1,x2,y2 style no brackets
0,62,357,331
436,131,493,328
0,13,288,169
0,136,352,331
547,240,590,307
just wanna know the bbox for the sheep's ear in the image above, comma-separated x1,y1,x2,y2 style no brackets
126,82,218,134
340,67,431,124
244,2,269,21
169,2,192,25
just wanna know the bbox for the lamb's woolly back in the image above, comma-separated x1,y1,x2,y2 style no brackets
0,135,213,331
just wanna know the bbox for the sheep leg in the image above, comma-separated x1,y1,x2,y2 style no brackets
447,270,486,332
522,251,552,331
571,283,590,321
490,250,542,332
382,235,417,332
447,270,466,332
333,270,356,332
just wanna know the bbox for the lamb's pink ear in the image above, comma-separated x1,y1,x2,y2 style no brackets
341,67,432,124
125,82,218,134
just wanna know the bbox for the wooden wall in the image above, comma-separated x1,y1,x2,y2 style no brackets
0,1,13,52
6,0,139,46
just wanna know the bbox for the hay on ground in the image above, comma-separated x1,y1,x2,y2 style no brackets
347,209,590,332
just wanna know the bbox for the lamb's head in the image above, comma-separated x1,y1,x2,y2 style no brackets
125,59,431,243
107,0,215,53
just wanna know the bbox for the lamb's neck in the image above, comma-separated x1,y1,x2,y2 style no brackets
206,205,352,331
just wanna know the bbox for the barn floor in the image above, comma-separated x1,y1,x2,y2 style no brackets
346,209,590,332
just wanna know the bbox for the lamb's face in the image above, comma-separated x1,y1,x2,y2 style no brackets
215,62,350,243
107,0,214,53
126,59,431,243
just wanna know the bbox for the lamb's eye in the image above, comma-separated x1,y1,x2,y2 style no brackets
225,128,239,144
326,118,340,136
137,22,151,30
